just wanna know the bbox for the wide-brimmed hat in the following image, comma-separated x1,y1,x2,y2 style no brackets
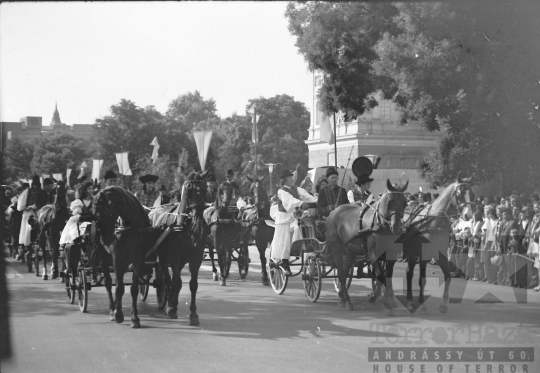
280,169,294,179
104,170,118,180
325,167,339,178
356,174,374,185
43,177,54,186
226,169,234,177
139,174,159,184
159,185,167,191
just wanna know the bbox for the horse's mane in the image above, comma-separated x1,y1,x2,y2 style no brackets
102,186,150,228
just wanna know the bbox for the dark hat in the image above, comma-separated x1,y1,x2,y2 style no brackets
325,167,339,178
139,174,159,184
356,174,374,185
206,174,216,182
43,178,54,186
77,174,88,184
280,169,294,179
22,183,30,189
226,169,234,177
159,185,167,191
31,175,41,187
104,170,117,180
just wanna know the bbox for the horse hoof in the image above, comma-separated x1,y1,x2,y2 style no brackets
42,274,48,280
389,301,397,309
190,315,200,326
337,299,345,307
109,312,115,322
212,273,218,281
131,320,141,329
406,302,417,312
219,277,226,286
51,273,58,280
345,301,354,311
368,293,376,304
418,297,425,305
439,304,448,314
166,308,178,319
114,310,124,324
262,276,270,286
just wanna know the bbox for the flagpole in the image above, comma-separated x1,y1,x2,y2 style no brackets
333,111,337,167
254,105,258,176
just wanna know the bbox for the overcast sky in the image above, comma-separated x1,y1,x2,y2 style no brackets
0,2,313,125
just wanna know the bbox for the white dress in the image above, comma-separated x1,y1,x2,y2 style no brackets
270,186,317,261
59,199,91,245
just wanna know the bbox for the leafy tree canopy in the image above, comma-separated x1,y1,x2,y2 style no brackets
31,132,90,176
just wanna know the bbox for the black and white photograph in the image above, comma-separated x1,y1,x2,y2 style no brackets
1,1,539,372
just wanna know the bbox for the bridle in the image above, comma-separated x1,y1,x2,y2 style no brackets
368,191,407,228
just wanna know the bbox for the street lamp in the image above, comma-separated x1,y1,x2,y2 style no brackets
262,162,281,196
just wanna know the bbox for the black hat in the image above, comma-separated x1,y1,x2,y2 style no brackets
325,167,339,178
356,174,374,185
31,175,41,187
139,174,159,184
206,174,216,182
226,169,234,177
43,178,54,186
159,185,167,191
104,170,117,180
280,169,294,179
77,174,88,184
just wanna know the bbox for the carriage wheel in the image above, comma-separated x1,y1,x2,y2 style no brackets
155,266,167,310
66,270,76,304
238,246,249,279
333,266,354,294
77,268,88,313
269,262,288,295
303,256,322,303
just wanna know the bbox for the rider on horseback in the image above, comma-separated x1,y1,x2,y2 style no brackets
270,169,318,275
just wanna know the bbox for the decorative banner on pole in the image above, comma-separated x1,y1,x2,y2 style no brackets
53,173,63,181
78,162,87,179
193,130,213,171
150,137,160,164
115,152,132,176
66,168,72,187
316,100,335,145
91,159,104,181
247,103,260,144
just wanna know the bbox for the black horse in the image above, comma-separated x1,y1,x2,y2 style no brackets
92,186,158,328
35,180,70,279
243,175,274,286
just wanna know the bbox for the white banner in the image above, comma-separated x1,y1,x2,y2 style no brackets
91,159,104,181
193,131,213,171
150,137,160,164
53,173,63,181
316,100,335,145
78,161,87,179
115,152,132,176
66,169,72,187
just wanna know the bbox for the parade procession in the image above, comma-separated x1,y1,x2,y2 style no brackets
1,2,540,373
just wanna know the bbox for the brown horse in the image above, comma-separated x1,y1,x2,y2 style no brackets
392,172,475,314
35,180,70,279
244,175,274,286
92,186,157,328
325,180,409,311
150,170,209,324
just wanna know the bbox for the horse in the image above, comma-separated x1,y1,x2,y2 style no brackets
243,175,274,286
208,180,242,286
389,172,475,314
34,180,70,280
92,185,159,328
146,170,209,324
325,180,409,311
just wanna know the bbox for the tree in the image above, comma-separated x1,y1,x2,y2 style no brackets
31,132,90,176
286,2,540,193
3,137,34,181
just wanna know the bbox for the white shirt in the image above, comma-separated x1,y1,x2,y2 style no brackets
270,186,317,225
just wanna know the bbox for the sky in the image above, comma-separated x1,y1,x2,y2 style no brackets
0,2,313,125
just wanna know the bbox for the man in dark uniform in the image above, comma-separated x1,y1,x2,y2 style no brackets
317,167,349,218
203,173,219,224
43,177,56,204
219,169,240,209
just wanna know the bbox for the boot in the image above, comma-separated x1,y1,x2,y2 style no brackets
281,259,292,276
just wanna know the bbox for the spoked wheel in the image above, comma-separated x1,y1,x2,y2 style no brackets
66,270,76,304
238,246,250,279
303,255,322,303
155,266,167,310
269,261,288,295
77,268,88,313
139,274,150,301
333,265,354,293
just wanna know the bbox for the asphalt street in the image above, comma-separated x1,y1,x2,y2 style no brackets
1,246,539,373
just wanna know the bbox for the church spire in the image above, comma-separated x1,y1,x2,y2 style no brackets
50,102,62,126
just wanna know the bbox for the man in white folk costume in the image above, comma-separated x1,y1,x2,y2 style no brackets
270,169,318,275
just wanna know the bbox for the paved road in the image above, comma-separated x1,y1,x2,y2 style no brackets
1,246,539,373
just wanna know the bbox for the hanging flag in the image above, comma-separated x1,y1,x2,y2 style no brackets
92,159,104,181
316,100,335,145
193,130,213,171
115,152,132,176
53,173,63,181
66,168,72,187
78,161,87,179
150,137,160,163
247,103,260,144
